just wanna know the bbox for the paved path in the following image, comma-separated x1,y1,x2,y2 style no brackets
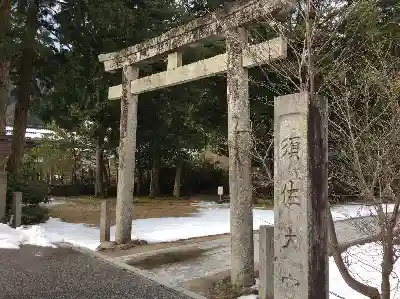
0,245,192,299
117,215,381,286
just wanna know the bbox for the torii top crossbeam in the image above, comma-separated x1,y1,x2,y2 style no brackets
98,0,293,72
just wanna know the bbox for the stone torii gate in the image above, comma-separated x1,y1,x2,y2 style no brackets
99,0,294,287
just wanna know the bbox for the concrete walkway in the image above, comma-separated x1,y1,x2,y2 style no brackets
0,245,194,299
116,215,381,286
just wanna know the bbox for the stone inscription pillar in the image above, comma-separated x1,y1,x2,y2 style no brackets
115,65,139,244
274,92,328,299
226,26,254,287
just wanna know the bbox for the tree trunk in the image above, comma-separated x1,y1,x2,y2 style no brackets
0,64,9,135
80,168,85,184
381,243,391,299
136,169,142,196
71,150,77,184
7,0,39,176
49,168,54,185
0,0,12,134
95,147,105,197
149,157,160,198
173,157,183,200
103,158,109,197
89,168,95,184
105,159,111,183
381,221,394,299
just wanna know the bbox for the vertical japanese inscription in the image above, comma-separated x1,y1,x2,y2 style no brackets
274,93,309,299
281,180,300,207
281,136,300,160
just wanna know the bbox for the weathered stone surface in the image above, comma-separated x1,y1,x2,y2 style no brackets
12,192,22,228
115,65,139,244
0,170,6,221
259,225,273,299
100,199,111,242
97,241,116,251
98,0,295,71
96,239,148,252
167,52,183,70
108,37,287,99
273,92,328,299
226,27,254,287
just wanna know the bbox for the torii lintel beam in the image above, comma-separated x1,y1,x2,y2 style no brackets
108,37,286,99
98,0,294,72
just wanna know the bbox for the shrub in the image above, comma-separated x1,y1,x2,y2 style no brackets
21,206,49,225
5,174,49,225
49,183,95,197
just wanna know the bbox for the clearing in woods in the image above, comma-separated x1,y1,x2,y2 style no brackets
47,197,203,226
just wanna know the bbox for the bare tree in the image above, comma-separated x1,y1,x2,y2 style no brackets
326,41,400,298
241,0,400,297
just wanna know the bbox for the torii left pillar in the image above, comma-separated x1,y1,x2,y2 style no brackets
227,27,254,287
115,65,139,244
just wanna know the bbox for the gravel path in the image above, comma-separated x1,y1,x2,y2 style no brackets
0,245,191,299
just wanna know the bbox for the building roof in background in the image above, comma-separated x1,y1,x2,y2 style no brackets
5,127,54,139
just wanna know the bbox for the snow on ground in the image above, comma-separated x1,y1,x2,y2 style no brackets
3,201,394,251
0,223,56,249
1,201,398,298
331,203,395,221
237,243,400,299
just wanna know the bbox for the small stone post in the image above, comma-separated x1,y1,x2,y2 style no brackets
100,199,111,242
12,192,22,228
226,26,254,287
259,225,274,299
274,92,328,299
115,65,139,244
0,170,6,222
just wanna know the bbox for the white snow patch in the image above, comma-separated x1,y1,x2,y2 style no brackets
0,223,57,249
23,204,275,250
22,218,101,250
0,223,23,249
238,295,258,299
15,202,395,252
42,197,67,206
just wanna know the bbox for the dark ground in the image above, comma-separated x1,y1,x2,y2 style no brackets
0,245,191,299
